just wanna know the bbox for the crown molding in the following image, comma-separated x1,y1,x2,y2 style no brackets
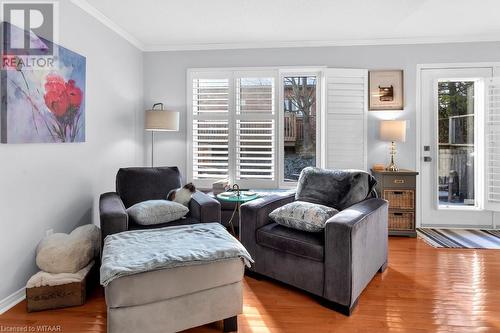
143,34,500,52
68,0,500,53
71,0,145,51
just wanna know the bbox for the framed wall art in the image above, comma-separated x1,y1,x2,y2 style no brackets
1,22,86,143
369,70,404,111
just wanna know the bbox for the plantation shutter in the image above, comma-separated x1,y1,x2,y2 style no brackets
485,77,500,211
190,75,231,187
234,74,276,187
188,70,278,188
324,68,368,170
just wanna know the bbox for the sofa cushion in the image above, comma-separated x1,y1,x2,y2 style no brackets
256,223,324,261
116,167,182,208
105,258,244,308
269,201,338,232
296,167,377,210
126,200,188,226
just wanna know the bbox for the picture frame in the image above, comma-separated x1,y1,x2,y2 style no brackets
1,22,86,144
369,70,404,111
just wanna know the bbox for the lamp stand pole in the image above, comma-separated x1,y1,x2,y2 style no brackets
386,141,398,171
151,131,155,167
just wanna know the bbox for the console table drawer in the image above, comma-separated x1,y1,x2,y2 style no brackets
383,175,415,188
388,211,414,231
384,190,415,209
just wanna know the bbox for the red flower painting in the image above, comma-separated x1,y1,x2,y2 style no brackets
43,74,84,142
1,22,86,144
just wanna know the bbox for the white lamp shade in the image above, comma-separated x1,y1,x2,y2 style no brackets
145,110,179,131
380,120,406,142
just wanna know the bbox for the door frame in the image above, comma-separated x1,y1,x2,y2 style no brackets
416,62,500,229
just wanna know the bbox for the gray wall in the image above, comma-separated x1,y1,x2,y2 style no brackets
0,2,144,302
143,42,500,176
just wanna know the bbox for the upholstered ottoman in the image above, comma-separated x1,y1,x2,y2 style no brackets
100,223,252,333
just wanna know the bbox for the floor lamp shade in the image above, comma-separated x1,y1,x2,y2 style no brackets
145,110,179,131
145,109,179,167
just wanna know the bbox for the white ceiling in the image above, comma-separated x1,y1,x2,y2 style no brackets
74,0,500,51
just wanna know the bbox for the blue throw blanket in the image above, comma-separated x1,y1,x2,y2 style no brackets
100,223,253,286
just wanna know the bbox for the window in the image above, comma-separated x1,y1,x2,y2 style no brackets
188,67,367,190
188,70,278,188
191,77,230,181
437,80,477,207
282,75,318,183
235,77,275,182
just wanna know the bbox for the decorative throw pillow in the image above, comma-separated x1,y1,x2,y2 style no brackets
269,201,339,232
167,183,196,207
127,200,189,225
36,224,100,274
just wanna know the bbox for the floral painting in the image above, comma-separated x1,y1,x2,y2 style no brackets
1,23,86,143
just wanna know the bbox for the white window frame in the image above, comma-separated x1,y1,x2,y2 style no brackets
187,66,370,192
278,68,325,188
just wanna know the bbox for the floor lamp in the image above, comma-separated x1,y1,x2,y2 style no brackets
145,103,179,167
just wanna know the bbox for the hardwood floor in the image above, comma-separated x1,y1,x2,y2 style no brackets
1,237,499,333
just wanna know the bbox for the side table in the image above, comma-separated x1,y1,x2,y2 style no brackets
216,193,259,237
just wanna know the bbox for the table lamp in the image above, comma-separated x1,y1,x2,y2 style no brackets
380,120,406,171
145,103,179,167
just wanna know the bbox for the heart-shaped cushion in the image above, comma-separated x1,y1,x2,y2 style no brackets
36,224,100,274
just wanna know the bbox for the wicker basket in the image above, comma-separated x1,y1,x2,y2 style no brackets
388,211,414,230
384,190,414,209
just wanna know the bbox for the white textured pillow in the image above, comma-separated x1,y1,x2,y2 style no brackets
127,200,189,225
269,201,338,232
36,224,100,274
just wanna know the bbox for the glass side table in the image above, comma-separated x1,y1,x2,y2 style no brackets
216,191,259,237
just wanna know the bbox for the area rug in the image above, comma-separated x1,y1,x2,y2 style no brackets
417,228,500,249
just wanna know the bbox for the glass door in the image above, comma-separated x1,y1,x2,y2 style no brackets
420,67,494,227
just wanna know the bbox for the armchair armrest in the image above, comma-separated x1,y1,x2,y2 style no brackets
240,192,296,264
323,198,388,309
100,192,128,245
189,191,221,223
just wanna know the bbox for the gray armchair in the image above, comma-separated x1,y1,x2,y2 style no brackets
99,167,221,244
240,167,388,315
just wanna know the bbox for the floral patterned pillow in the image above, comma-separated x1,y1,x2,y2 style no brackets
269,201,339,232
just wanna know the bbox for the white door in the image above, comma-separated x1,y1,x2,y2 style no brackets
420,67,494,228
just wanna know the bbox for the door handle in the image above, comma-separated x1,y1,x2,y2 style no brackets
424,156,432,162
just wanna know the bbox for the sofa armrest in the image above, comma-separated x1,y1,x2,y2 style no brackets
240,193,296,265
100,192,128,245
189,191,221,223
323,198,388,308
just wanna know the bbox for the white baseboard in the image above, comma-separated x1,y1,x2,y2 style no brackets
0,287,26,315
